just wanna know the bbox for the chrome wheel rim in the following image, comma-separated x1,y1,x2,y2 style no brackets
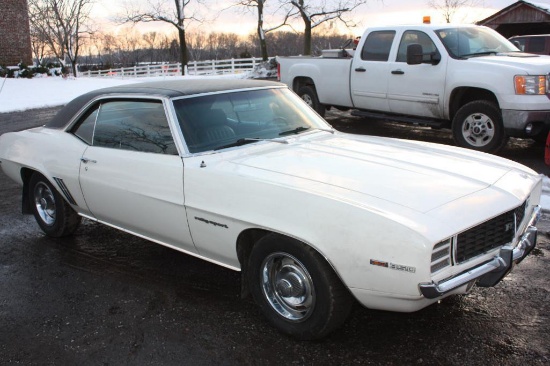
461,113,495,147
301,94,313,106
260,252,315,322
34,182,56,226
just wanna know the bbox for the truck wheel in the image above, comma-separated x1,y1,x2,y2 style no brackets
298,86,326,117
452,100,506,153
29,173,81,237
248,233,353,340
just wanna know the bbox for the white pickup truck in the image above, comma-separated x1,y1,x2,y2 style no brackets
278,24,550,153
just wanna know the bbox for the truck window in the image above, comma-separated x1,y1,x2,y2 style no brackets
510,37,526,51
361,31,396,61
528,37,546,53
396,31,440,62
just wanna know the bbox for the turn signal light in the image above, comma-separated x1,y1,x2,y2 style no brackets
514,75,547,95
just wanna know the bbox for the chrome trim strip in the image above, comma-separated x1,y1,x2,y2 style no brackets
169,85,287,102
76,213,241,272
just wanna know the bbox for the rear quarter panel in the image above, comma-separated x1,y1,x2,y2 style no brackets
278,56,354,107
0,128,91,216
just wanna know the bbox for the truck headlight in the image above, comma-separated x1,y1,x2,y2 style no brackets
514,75,547,95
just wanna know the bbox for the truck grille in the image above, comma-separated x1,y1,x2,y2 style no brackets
455,201,527,263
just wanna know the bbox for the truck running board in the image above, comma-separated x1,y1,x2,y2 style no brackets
351,110,449,128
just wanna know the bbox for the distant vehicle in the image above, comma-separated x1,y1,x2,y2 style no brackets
278,24,550,153
509,34,550,55
0,79,543,340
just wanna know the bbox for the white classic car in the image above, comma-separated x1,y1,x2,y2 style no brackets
0,79,542,340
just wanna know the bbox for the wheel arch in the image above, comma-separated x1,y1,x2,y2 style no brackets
292,77,316,93
235,228,349,301
20,167,38,214
449,87,499,120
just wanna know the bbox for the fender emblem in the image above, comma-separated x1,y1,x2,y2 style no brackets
195,217,228,229
370,259,416,273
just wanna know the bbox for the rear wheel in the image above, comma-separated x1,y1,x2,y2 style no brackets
297,85,326,117
248,233,353,340
452,100,506,153
29,173,81,237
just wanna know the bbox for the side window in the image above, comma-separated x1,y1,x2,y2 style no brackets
72,105,99,145
511,38,526,51
93,100,177,155
396,31,440,62
528,37,545,53
361,31,396,61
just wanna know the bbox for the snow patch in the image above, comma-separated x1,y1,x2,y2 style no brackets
0,74,247,113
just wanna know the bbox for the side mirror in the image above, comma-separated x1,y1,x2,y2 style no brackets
407,44,441,65
407,44,423,65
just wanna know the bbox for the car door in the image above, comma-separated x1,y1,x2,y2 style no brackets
387,30,447,119
74,98,196,254
350,30,396,111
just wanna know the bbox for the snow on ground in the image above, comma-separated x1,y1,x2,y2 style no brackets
0,73,549,211
0,74,246,113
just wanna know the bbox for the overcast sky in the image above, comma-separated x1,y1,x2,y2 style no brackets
92,0,542,36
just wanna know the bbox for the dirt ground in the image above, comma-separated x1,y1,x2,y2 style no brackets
0,107,549,365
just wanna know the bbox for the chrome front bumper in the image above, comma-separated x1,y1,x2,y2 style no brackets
419,205,541,299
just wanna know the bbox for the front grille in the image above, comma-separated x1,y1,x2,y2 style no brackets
515,200,527,228
455,202,526,263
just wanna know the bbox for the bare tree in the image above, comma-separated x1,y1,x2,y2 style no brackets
286,0,366,55
121,0,204,75
427,0,484,23
232,1,291,61
28,0,95,76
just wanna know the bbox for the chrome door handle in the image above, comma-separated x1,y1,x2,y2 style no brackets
81,157,97,164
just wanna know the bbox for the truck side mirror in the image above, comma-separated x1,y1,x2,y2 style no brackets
407,44,423,65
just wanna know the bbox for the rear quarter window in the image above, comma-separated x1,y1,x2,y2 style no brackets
361,31,396,61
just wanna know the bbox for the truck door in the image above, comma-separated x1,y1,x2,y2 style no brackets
387,30,447,119
350,30,396,112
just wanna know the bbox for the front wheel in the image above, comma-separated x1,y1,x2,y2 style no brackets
297,85,326,117
248,234,353,340
452,100,506,153
29,173,81,237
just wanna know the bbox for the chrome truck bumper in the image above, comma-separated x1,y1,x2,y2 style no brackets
419,206,541,299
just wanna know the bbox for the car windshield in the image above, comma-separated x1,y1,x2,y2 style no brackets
436,27,519,58
172,87,331,153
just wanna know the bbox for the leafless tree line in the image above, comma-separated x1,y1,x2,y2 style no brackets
76,26,353,71
28,0,366,76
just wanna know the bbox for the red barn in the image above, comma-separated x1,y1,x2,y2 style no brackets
477,0,550,38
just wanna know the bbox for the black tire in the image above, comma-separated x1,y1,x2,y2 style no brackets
248,233,353,340
532,127,549,144
451,100,507,153
28,173,81,237
297,85,326,117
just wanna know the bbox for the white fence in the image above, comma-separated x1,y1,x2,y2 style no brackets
80,57,263,78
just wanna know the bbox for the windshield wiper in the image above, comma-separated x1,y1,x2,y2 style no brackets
214,137,288,151
279,126,311,136
279,126,336,136
460,51,498,58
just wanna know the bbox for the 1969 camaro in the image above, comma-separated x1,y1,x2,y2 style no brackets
0,79,542,339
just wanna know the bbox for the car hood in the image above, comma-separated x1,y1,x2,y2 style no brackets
469,53,550,73
230,133,535,213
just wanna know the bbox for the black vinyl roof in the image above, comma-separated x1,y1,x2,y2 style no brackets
46,79,283,129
